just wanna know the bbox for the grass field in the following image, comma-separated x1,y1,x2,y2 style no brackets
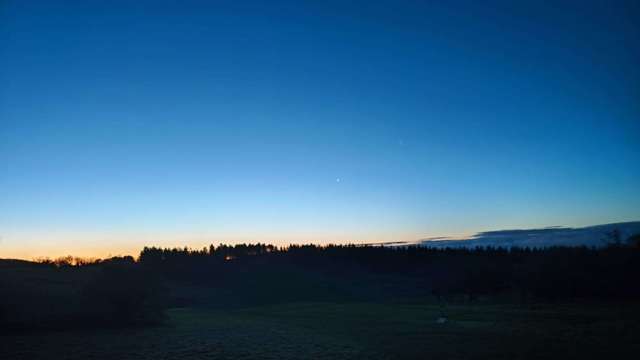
2,301,639,359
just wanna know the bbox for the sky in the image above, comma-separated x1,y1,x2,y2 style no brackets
1,0,639,259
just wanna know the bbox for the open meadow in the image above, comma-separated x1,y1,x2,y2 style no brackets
3,301,639,360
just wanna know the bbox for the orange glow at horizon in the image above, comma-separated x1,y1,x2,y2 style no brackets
0,230,440,261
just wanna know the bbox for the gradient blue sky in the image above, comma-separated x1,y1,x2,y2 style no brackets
1,0,639,258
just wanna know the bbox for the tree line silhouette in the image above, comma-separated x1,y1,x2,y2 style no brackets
2,233,639,332
138,235,640,303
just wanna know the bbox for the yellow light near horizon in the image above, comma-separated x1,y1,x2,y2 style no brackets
0,229,431,261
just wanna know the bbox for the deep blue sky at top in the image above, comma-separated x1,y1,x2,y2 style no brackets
1,0,639,257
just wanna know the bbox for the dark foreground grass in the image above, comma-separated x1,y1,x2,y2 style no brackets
2,301,639,359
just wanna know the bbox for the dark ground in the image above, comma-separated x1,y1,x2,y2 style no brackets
2,300,639,359
2,243,640,359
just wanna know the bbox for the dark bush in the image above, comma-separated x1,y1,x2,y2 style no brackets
82,258,166,326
